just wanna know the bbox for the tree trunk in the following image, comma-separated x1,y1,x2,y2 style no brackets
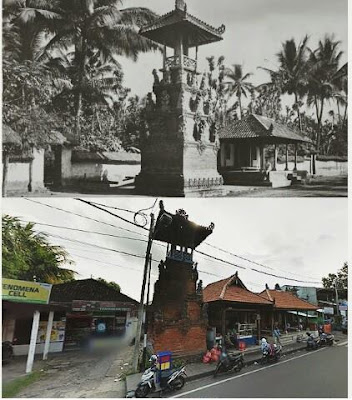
75,38,88,139
238,94,242,120
316,97,324,154
294,92,302,131
2,152,9,197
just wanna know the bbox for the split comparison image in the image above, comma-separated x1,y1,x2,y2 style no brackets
1,0,349,398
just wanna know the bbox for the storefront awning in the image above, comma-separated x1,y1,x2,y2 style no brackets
287,311,317,318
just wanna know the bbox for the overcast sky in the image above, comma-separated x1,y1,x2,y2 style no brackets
120,0,348,114
2,198,347,301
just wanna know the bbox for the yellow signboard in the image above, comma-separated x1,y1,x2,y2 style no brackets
2,278,52,304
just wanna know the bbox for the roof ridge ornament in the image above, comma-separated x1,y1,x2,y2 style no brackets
175,0,187,12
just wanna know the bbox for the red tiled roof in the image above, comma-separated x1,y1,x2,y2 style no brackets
204,275,273,305
218,114,312,144
259,289,318,311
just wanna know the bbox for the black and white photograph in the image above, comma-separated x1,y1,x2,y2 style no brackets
1,0,349,398
2,0,348,197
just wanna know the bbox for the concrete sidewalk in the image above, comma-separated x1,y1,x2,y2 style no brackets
125,331,347,397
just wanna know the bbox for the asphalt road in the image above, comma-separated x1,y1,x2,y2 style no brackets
171,341,348,398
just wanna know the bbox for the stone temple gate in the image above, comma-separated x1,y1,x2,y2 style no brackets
135,0,226,196
147,203,214,357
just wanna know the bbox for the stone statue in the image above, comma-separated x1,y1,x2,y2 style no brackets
197,279,203,294
164,67,171,84
146,92,155,112
152,69,160,85
192,262,199,282
160,90,170,112
202,302,209,319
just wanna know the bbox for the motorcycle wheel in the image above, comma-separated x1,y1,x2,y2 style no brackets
235,361,244,372
135,385,150,398
214,363,223,377
171,376,185,391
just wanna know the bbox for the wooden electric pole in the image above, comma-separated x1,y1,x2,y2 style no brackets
132,213,155,373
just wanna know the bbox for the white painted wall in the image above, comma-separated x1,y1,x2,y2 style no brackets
276,159,348,176
14,342,64,356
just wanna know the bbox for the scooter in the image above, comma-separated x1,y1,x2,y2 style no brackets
2,341,14,364
306,333,320,351
135,365,186,398
319,332,334,347
260,344,282,364
214,347,244,377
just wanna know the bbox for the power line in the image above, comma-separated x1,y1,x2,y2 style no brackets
23,198,148,238
203,242,320,281
23,199,322,285
76,198,149,230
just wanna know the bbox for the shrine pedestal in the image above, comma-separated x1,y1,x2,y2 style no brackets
147,257,207,357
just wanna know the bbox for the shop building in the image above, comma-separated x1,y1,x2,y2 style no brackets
259,287,318,332
49,279,138,349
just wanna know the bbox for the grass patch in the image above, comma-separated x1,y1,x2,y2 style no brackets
2,370,44,398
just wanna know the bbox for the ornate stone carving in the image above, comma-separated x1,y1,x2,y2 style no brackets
196,279,203,294
152,69,160,85
146,92,155,112
160,90,170,112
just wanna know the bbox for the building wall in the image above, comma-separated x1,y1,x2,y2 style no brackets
6,149,46,194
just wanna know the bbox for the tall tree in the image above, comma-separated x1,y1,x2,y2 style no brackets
307,35,345,152
260,36,309,131
322,262,348,291
2,215,75,284
41,0,159,138
224,64,253,119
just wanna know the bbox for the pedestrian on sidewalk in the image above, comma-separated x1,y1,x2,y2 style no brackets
273,325,282,346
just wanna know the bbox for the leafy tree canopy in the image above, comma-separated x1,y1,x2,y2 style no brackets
97,277,120,292
322,262,348,290
2,215,75,284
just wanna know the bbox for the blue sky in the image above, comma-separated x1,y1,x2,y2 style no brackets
119,0,348,117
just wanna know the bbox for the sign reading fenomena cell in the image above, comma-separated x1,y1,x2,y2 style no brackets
2,278,52,304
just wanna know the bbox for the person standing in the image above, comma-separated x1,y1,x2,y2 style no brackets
273,325,282,346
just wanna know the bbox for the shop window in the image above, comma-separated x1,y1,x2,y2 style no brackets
13,319,32,345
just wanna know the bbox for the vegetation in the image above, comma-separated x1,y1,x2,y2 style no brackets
97,277,121,292
2,215,75,283
2,0,158,151
2,370,44,398
322,262,348,291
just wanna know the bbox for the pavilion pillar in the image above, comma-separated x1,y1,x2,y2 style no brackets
260,145,266,171
163,45,167,70
273,144,278,171
43,310,54,360
285,144,289,171
221,309,226,336
294,144,298,171
26,310,40,373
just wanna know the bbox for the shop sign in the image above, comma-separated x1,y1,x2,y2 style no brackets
339,305,347,311
323,307,334,315
72,300,133,312
2,278,52,304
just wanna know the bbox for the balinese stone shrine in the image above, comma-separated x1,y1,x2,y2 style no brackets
147,203,214,357
135,0,226,196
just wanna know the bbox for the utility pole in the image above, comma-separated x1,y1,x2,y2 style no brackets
141,254,152,370
334,278,340,317
132,213,155,373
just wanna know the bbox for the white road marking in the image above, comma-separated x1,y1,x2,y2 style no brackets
337,340,348,347
174,348,327,398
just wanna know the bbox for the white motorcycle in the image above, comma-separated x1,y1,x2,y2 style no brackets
134,362,186,398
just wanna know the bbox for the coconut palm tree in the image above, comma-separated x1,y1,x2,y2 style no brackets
40,0,159,138
259,36,309,130
307,35,345,152
224,64,253,119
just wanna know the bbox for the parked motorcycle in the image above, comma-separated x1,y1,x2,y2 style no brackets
214,347,244,377
2,341,14,364
260,344,282,364
135,364,186,398
306,333,319,351
319,332,334,347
